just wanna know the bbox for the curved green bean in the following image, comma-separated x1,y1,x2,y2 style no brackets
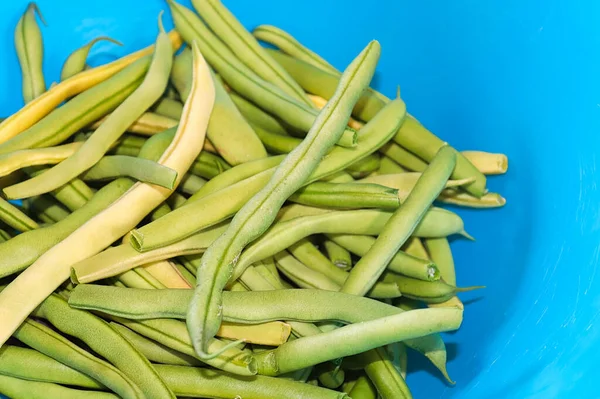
384,273,484,303
253,25,338,73
24,166,94,211
130,97,406,251
61,37,123,81
15,2,46,103
4,24,173,199
80,155,178,188
191,0,313,106
188,40,381,358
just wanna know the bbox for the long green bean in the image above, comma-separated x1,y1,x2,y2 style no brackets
188,41,381,358
341,147,456,296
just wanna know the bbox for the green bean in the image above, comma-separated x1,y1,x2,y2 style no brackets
379,142,428,172
80,155,178,188
61,37,123,81
328,234,437,281
438,189,507,208
384,273,484,303
110,323,202,367
15,3,46,103
268,49,487,196
232,208,466,281
156,364,349,399
0,375,116,399
274,250,341,291
68,284,451,378
152,97,183,120
177,173,206,195
112,317,257,376
346,153,381,178
191,0,312,107
0,57,151,155
89,111,178,136
322,238,352,270
32,293,175,399
130,97,406,251
188,40,381,358
356,347,412,399
3,23,173,199
379,155,408,174
341,147,455,296
189,154,285,200
168,0,357,149
253,25,338,73
71,222,228,284
348,375,378,399
288,238,349,284
229,91,289,135
117,269,164,289
190,151,231,179
0,345,104,389
170,48,193,100
424,238,456,286
0,197,38,232
13,319,143,398
315,361,345,389
321,171,355,183
25,166,95,211
358,172,475,201
253,307,462,375
289,181,399,210
0,230,11,243
253,123,302,154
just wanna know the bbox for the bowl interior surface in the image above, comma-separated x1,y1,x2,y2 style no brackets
1,1,599,398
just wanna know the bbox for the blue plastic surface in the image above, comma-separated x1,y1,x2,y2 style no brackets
0,1,598,398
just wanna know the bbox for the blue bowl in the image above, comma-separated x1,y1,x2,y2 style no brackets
1,1,598,398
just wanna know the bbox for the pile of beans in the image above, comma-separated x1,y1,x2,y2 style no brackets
0,1,507,398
